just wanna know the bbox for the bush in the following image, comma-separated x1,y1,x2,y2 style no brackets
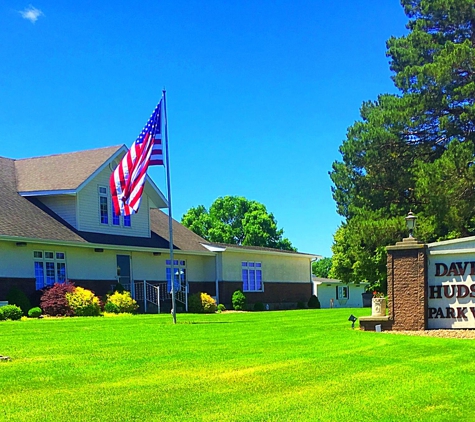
113,283,125,294
232,290,246,311
6,287,31,315
66,287,101,316
188,292,217,313
0,304,23,321
308,295,321,309
105,291,138,314
28,307,42,318
217,303,226,312
104,301,120,314
40,282,75,316
188,293,202,313
201,293,217,313
253,302,265,311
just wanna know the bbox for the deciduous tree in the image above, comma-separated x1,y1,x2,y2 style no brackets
181,196,295,251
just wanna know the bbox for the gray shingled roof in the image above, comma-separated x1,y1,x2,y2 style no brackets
14,145,123,193
1,148,313,257
150,209,210,252
0,156,86,243
0,153,208,252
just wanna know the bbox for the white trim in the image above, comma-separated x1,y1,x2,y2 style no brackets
0,236,216,256
204,244,319,259
428,249,475,256
201,244,227,252
144,174,168,209
428,236,475,248
19,190,77,196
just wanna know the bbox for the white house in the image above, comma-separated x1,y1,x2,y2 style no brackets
0,145,319,311
313,277,369,308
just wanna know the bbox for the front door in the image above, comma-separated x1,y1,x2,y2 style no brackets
116,255,131,291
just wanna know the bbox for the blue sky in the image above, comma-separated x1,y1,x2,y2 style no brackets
1,1,408,257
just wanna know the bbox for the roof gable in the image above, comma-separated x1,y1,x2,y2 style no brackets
15,145,123,194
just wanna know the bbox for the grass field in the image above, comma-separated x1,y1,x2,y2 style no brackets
1,308,474,421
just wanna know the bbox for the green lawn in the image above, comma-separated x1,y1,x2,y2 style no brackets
1,309,474,421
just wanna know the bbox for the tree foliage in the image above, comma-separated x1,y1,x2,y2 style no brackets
312,257,333,278
181,196,296,251
330,0,475,290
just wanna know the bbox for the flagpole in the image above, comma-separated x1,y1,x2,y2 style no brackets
163,89,177,324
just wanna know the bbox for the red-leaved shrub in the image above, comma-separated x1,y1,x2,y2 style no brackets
40,282,75,316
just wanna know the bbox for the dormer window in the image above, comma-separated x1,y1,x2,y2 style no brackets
99,186,109,224
99,185,131,228
113,208,132,228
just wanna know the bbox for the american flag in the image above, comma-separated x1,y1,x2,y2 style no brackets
110,100,164,216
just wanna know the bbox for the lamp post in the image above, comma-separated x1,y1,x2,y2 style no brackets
405,211,417,238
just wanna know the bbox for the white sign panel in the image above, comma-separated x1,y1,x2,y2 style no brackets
427,254,475,329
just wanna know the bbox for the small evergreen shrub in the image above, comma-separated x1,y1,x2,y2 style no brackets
28,307,42,318
0,307,4,321
253,302,265,311
188,293,202,313
104,301,120,314
217,304,226,312
105,291,138,314
308,295,321,309
188,292,217,313
6,287,31,314
113,283,125,293
66,287,101,316
232,290,246,311
40,282,75,316
0,304,23,321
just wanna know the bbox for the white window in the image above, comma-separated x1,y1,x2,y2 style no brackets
100,185,131,228
242,262,263,292
166,260,186,292
34,251,67,290
99,186,109,225
336,285,349,300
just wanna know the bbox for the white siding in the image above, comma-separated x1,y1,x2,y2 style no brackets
221,251,311,283
132,252,215,282
39,195,77,227
316,283,366,308
0,242,35,278
0,240,216,287
184,255,215,282
77,166,151,237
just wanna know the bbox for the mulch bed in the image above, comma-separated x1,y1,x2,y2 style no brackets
384,330,475,339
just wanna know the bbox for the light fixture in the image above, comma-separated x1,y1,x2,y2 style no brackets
348,314,357,329
405,211,417,238
94,248,104,253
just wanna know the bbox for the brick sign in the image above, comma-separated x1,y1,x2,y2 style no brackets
428,257,475,329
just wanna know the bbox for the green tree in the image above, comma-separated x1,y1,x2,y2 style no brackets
312,257,333,278
181,196,296,251
330,0,475,290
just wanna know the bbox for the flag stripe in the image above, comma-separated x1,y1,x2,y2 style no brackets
110,99,164,216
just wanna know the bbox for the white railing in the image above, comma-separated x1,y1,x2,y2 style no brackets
134,281,160,314
111,281,187,313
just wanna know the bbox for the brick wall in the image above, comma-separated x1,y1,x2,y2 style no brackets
387,240,427,331
189,281,312,310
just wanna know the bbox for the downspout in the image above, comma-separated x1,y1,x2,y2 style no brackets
310,257,318,295
215,253,220,304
